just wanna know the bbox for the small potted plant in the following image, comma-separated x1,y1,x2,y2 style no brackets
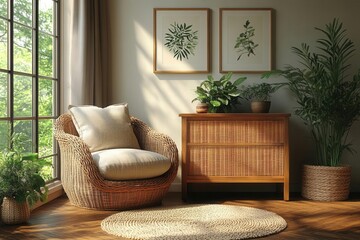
240,82,284,113
0,133,49,224
192,72,247,113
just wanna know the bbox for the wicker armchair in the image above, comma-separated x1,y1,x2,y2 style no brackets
54,113,179,210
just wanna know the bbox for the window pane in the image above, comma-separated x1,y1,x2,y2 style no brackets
39,0,53,34
14,0,32,27
14,24,32,73
0,19,7,69
39,78,54,116
39,33,54,77
0,0,7,18
14,120,33,152
0,72,8,117
0,121,10,150
41,156,55,181
39,119,55,181
39,119,53,157
14,75,32,117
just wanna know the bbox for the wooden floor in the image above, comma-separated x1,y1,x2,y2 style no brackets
0,192,359,240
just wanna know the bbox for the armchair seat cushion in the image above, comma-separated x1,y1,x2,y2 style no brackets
92,149,171,180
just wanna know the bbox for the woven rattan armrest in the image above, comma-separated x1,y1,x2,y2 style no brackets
54,115,106,184
131,116,178,166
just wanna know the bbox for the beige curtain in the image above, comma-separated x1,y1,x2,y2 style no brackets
62,0,109,110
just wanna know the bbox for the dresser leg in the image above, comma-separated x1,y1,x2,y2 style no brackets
284,181,289,201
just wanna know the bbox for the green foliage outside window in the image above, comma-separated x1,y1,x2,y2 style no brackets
0,0,58,181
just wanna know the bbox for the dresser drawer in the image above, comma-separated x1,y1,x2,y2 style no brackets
188,145,284,176
188,120,285,144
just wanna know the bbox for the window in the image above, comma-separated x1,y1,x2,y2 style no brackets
0,0,60,181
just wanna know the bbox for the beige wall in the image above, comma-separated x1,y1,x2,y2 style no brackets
107,0,360,192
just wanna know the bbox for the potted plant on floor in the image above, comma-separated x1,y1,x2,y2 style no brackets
192,72,247,113
0,133,49,224
263,19,360,201
240,82,284,113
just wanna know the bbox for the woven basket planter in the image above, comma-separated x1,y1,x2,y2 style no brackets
1,197,30,225
302,165,351,201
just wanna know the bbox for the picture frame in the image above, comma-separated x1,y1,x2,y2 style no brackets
153,8,211,74
219,8,273,73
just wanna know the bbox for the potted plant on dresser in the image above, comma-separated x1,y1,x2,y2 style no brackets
0,133,48,224
192,72,247,113
264,19,360,201
240,82,284,113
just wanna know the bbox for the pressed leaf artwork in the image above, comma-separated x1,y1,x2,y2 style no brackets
234,20,259,60
164,22,198,61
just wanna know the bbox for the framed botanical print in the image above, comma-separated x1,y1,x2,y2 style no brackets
220,8,273,73
153,8,211,73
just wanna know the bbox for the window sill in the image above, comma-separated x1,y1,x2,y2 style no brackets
32,180,64,210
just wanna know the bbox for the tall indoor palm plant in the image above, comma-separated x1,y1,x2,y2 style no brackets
264,19,360,200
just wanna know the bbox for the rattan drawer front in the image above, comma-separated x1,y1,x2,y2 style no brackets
188,120,285,144
188,146,284,176
179,113,291,201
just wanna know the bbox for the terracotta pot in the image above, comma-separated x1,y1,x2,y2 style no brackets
250,101,271,113
302,165,351,201
196,103,209,113
1,197,30,225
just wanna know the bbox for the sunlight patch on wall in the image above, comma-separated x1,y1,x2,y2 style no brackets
133,21,194,134
134,21,153,73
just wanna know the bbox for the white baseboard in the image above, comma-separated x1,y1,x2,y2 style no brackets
32,180,64,210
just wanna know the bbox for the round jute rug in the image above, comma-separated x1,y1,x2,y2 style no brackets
101,204,287,240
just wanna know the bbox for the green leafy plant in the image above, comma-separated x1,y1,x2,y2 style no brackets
192,72,247,113
164,22,198,61
263,19,360,166
240,82,285,101
234,20,259,60
0,133,49,207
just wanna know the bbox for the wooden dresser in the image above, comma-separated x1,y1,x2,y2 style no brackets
179,113,290,200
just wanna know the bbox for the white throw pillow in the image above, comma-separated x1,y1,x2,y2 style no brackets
92,148,171,180
68,104,140,152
